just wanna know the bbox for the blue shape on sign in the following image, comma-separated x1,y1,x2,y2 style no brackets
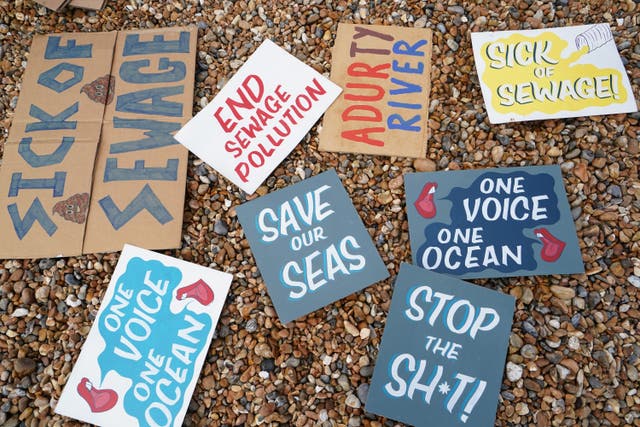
104,158,179,182
96,256,212,426
26,103,78,132
120,58,186,84
45,36,92,59
8,199,57,239
122,32,190,56
19,137,75,168
98,184,173,230
115,86,184,117
9,172,66,197
110,118,180,154
416,171,560,275
38,63,84,93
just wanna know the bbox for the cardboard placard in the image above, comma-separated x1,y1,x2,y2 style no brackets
235,169,388,323
405,166,584,279
175,39,342,195
471,24,637,123
83,27,197,254
366,263,515,427
0,28,197,258
55,244,232,426
319,24,433,158
0,32,117,259
69,0,107,10
34,0,70,11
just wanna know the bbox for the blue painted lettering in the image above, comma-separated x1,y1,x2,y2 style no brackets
45,36,92,59
120,58,186,84
104,158,179,182
99,184,173,230
9,172,66,197
18,137,74,168
25,103,78,132
8,199,57,239
110,118,180,153
38,63,84,93
116,86,184,117
123,32,190,56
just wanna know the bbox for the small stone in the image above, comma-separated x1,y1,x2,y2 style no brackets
628,275,640,288
550,285,575,300
344,320,359,337
414,158,436,172
506,361,523,381
356,383,369,404
11,308,29,318
547,146,561,157
254,343,273,358
14,358,36,376
345,393,361,409
491,145,504,163
260,358,275,372
20,287,34,305
556,364,571,380
64,273,80,286
245,318,258,333
388,175,403,190
521,344,538,359
214,220,228,236
35,286,50,302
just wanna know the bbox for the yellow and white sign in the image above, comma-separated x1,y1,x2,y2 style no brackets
471,24,637,123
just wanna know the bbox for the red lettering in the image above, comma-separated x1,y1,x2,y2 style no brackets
341,128,385,147
347,62,390,79
214,106,236,132
344,83,385,102
342,105,382,122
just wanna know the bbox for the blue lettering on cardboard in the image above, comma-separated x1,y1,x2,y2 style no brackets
38,63,84,93
25,103,78,132
122,32,190,56
110,118,180,154
9,172,66,197
8,198,57,239
99,184,173,230
104,158,179,182
18,137,75,168
120,58,186,84
96,256,211,425
115,86,184,117
44,36,92,59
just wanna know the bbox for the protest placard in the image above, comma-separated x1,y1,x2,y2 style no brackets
471,24,637,123
235,169,388,323
0,32,117,258
55,244,232,426
0,27,197,258
366,263,515,427
405,166,584,279
319,24,433,158
83,27,197,254
174,39,342,195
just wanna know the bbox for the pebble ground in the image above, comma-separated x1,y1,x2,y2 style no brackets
1,0,640,426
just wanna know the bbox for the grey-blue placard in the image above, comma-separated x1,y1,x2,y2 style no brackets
366,263,515,427
405,165,584,279
236,169,389,323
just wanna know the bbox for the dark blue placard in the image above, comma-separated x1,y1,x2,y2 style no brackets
406,165,584,279
236,169,389,323
366,263,515,427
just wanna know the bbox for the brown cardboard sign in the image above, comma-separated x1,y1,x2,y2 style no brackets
83,27,197,254
34,0,71,11
0,32,116,259
0,27,197,258
319,24,433,158
69,0,106,10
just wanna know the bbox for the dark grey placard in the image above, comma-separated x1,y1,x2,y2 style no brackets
236,169,389,323
406,165,584,279
366,263,515,427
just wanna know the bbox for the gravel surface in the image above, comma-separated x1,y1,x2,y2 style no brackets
1,0,640,426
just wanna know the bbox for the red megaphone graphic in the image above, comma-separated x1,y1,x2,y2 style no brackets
534,228,566,262
176,279,214,306
77,378,118,413
415,182,438,218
